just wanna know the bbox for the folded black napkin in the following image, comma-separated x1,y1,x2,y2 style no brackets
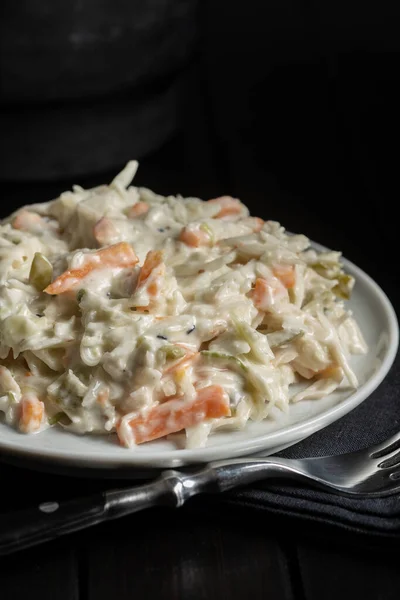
189,351,400,543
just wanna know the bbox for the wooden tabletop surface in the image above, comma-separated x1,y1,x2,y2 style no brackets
1,493,400,600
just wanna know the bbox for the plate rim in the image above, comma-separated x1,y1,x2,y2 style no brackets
0,242,398,469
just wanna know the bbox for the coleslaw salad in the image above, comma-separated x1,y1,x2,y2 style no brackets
0,161,367,449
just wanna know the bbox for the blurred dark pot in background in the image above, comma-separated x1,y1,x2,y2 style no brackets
0,0,199,181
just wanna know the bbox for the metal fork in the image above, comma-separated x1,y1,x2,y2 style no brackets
1,429,400,556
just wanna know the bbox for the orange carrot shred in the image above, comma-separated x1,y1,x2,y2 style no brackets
127,202,149,218
137,250,165,287
117,384,230,446
207,196,243,218
45,242,138,295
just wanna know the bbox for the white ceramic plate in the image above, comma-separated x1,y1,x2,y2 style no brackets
0,242,398,473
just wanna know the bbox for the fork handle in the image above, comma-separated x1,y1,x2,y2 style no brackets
0,493,108,556
0,475,177,557
0,467,218,557
0,459,294,557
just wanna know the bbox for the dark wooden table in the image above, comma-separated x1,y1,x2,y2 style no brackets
1,477,400,600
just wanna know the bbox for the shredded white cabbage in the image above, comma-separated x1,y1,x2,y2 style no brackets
0,161,368,448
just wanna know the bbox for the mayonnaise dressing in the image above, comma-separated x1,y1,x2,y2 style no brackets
0,161,368,448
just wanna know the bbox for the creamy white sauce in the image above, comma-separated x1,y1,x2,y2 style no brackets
0,161,368,447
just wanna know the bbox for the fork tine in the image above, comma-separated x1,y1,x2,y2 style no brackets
377,450,400,470
369,429,400,459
